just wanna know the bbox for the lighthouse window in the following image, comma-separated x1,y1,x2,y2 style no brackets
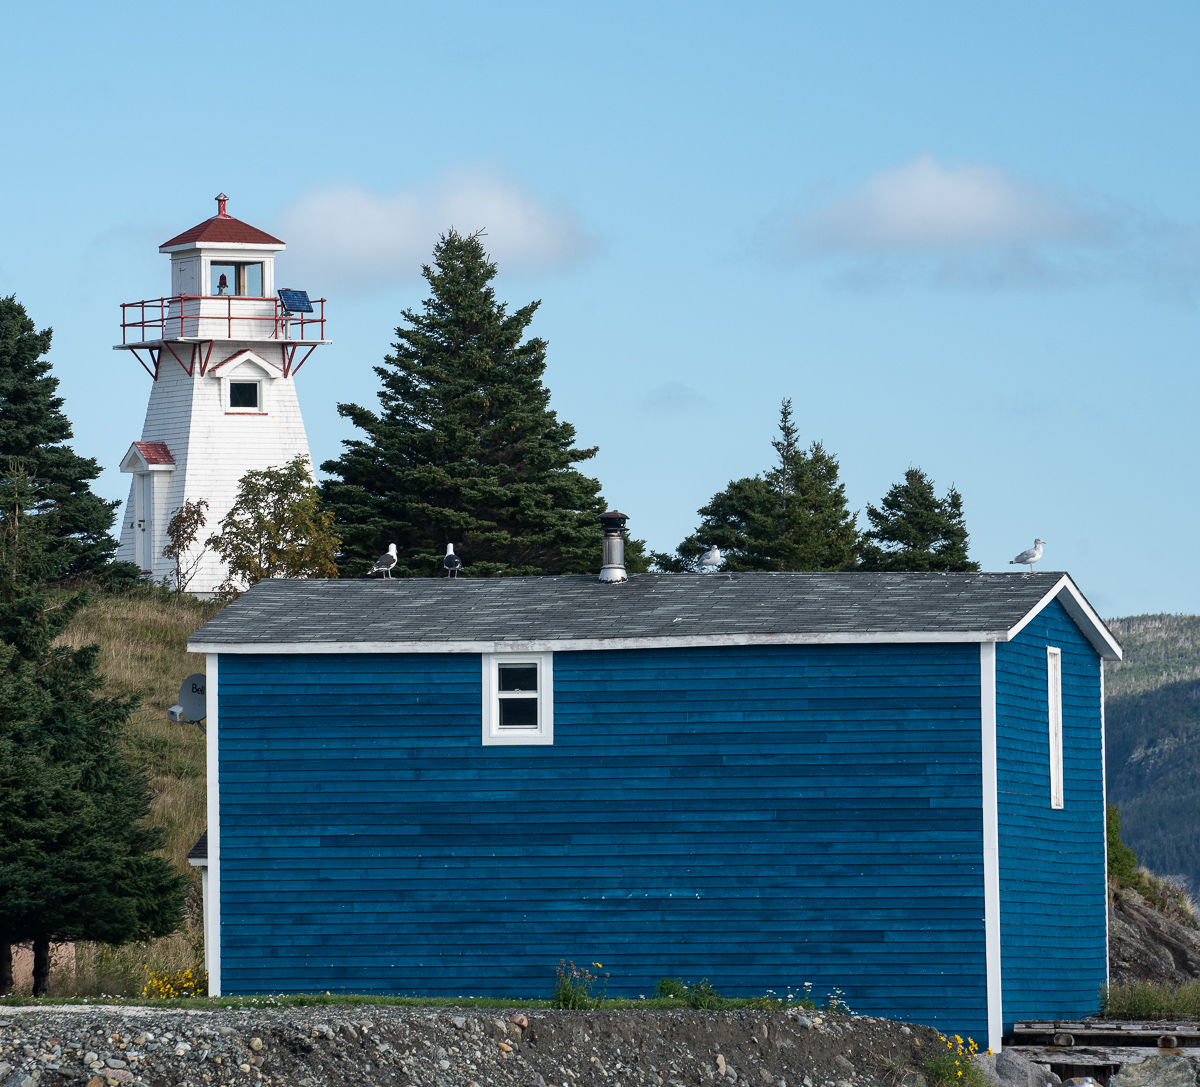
241,263,263,296
211,264,235,296
210,263,264,297
229,382,259,409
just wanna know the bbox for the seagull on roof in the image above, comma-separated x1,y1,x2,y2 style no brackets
1009,538,1046,573
444,543,463,579
370,543,398,579
698,545,721,572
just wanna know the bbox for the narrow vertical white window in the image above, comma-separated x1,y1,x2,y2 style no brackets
1047,646,1064,809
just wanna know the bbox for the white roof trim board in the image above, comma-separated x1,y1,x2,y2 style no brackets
189,571,1122,661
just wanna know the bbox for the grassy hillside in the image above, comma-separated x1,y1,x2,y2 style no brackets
1105,615,1200,893
41,587,222,995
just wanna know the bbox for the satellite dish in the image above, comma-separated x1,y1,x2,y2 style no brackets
177,673,207,721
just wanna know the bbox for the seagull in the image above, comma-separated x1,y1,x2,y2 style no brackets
1009,538,1046,573
370,543,398,579
444,543,463,579
698,545,721,572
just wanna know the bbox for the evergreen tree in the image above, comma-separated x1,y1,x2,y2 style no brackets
0,459,185,995
321,230,609,577
0,296,127,579
654,400,859,572
858,467,979,572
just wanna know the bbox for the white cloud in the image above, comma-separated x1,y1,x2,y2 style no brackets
275,171,593,294
794,155,1100,255
770,155,1200,291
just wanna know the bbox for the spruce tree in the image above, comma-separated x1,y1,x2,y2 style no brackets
0,459,185,996
0,296,127,580
858,467,979,572
655,399,859,571
321,230,609,577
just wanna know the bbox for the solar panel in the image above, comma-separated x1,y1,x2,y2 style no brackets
277,288,313,313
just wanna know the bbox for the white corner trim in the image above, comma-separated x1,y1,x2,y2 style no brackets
481,652,554,745
1100,658,1110,990
981,641,1003,1053
1004,575,1122,662
205,653,221,997
189,629,1015,656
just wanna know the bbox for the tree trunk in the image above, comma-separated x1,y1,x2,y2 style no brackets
0,939,11,996
31,937,50,996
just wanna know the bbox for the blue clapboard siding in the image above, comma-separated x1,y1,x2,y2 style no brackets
217,642,986,1034
996,598,1107,1028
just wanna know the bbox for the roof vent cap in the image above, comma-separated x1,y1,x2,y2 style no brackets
598,510,629,584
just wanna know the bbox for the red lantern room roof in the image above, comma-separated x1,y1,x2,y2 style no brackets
160,193,284,249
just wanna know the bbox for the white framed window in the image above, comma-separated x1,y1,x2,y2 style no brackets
482,653,553,746
1047,646,1063,809
223,374,266,414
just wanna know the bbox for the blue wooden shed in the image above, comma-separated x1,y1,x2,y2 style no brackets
188,569,1121,1046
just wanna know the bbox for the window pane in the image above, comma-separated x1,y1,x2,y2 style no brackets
230,382,258,409
211,264,235,295
244,263,263,296
498,664,537,693
499,697,538,730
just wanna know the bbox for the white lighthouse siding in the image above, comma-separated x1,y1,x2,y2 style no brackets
117,344,313,596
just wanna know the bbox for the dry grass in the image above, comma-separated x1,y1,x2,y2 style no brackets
46,587,223,996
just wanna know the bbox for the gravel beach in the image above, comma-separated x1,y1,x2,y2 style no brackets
0,1005,943,1087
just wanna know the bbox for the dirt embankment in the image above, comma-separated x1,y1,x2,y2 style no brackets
0,1006,944,1087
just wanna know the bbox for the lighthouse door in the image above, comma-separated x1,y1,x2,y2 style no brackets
138,473,154,572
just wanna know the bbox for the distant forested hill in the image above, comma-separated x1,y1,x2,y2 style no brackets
1105,615,1200,892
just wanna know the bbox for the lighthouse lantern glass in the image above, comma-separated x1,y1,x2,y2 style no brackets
210,262,264,297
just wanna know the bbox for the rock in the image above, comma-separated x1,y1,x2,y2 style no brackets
717,1055,727,1075
238,1063,251,1073
901,1026,912,1035
1110,885,1200,985
759,1069,774,1084
0,1066,9,1081
250,1036,264,1050
2,1074,35,1087
974,1051,1062,1087
1111,1057,1196,1087
339,1024,358,1044
793,1016,813,1029
525,1075,547,1087
104,1059,127,1069
83,1053,97,1064
84,1078,103,1087
509,1014,529,1028
452,1016,467,1030
898,1075,927,1087
834,1055,855,1074
439,1059,451,1069
218,1027,235,1036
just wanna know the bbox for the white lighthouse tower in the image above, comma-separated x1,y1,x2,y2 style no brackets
115,194,329,594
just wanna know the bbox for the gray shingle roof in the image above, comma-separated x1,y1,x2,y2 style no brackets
188,571,1118,655
188,830,207,864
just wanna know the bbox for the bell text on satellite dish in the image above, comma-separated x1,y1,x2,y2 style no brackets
178,673,207,721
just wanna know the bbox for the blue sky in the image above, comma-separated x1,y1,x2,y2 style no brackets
2,2,1197,617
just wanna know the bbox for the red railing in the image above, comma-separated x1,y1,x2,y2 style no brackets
120,295,326,344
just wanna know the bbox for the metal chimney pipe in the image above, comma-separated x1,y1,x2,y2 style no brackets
598,510,629,583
